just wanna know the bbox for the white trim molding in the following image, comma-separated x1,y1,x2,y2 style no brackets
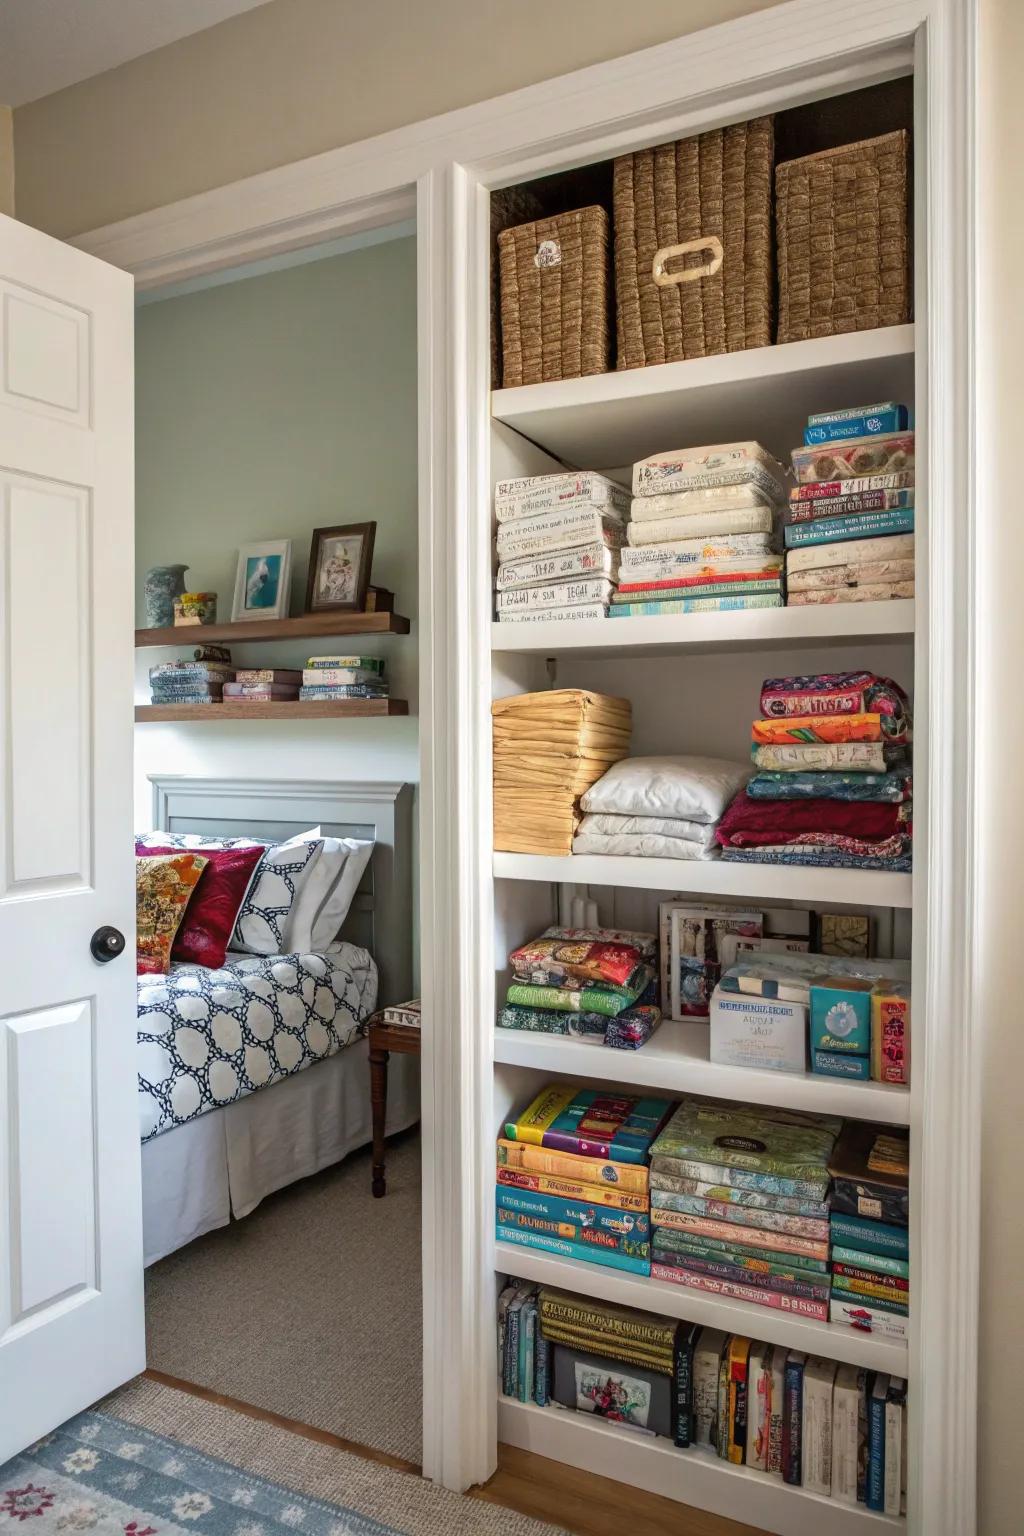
99,3,979,1528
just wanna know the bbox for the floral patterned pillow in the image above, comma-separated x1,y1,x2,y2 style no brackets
136,853,209,975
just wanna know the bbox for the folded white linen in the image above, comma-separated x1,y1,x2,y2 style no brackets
580,755,753,823
572,831,719,860
576,812,718,851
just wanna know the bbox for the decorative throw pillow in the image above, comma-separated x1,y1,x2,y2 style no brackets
137,842,265,969
231,832,327,955
136,853,209,975
580,755,754,824
307,838,375,951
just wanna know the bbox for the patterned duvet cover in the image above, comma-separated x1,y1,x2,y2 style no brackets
137,945,378,1141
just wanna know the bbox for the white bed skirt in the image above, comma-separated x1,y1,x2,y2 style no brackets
141,1037,420,1265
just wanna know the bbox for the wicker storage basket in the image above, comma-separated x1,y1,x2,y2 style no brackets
498,206,610,387
775,130,910,343
613,118,774,369
491,185,544,387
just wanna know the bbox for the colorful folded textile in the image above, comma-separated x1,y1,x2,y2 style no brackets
509,935,646,989
715,793,909,849
746,769,912,803
751,712,887,746
751,742,907,773
604,1006,662,1050
721,845,912,871
497,1004,608,1037
505,965,654,1018
572,831,719,860
759,672,911,740
788,582,915,606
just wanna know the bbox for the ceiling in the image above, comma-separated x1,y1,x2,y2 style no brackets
0,0,273,107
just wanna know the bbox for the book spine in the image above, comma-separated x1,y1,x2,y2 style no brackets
519,1298,536,1404
494,475,628,523
608,594,783,617
615,574,781,597
634,461,785,501
504,1301,522,1397
831,1367,864,1505
651,1190,828,1239
651,1210,828,1260
534,1335,551,1407
627,506,776,543
495,1186,650,1240
832,1267,910,1300
803,407,909,443
495,507,623,560
746,1348,770,1472
651,1250,831,1301
766,1348,786,1476
784,488,914,525
828,1212,909,1259
495,1205,650,1258
790,472,914,500
831,1282,908,1316
807,401,907,427
540,1323,672,1374
651,1156,827,1201
830,1245,911,1280
617,562,780,589
652,1225,829,1275
802,1367,836,1497
784,509,915,547
829,1297,910,1341
496,577,613,612
867,1383,887,1511
233,670,302,684
673,1325,696,1448
497,1139,649,1193
496,1169,647,1211
650,1265,829,1319
885,1390,904,1516
619,533,776,572
781,1356,804,1485
496,543,618,589
497,603,611,623
496,1224,652,1274
726,1339,750,1465
539,1297,675,1352
650,1173,827,1218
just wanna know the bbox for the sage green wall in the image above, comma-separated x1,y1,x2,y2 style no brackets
134,234,419,972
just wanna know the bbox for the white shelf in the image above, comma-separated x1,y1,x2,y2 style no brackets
492,600,915,659
491,325,915,468
498,1397,903,1536
493,1020,911,1124
493,851,912,909
495,1241,908,1375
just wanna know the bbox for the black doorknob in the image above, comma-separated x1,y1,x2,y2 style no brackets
90,925,126,963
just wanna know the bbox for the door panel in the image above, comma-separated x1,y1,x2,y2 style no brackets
0,212,142,1459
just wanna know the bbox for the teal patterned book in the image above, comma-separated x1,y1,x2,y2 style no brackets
651,1099,840,1183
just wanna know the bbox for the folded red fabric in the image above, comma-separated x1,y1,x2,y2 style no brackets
136,842,264,968
715,793,907,848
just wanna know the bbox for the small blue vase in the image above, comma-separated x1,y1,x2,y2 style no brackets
144,564,189,628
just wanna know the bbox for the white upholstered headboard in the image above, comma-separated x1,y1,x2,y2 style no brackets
149,776,413,1007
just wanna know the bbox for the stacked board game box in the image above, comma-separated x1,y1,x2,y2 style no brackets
784,404,914,605
495,1283,906,1511
828,1121,910,1343
149,651,234,704
648,1098,840,1319
496,1083,673,1275
222,668,302,703
497,926,662,1049
494,472,628,622
611,442,787,618
299,655,388,701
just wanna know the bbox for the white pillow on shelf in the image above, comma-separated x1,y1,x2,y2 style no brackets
580,755,752,824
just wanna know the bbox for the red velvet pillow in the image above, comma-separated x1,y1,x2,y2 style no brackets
136,842,264,969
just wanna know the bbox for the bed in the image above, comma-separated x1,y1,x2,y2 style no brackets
139,776,419,1265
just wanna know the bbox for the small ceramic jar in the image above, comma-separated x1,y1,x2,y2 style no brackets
174,591,218,626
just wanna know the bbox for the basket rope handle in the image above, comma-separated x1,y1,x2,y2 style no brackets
652,235,724,287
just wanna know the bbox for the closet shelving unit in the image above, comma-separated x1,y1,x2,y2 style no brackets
134,698,408,721
485,76,918,1536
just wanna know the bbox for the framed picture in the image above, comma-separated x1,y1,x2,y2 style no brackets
231,539,292,622
304,522,376,614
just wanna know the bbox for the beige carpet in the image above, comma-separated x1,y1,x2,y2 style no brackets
145,1130,423,1462
102,1376,567,1536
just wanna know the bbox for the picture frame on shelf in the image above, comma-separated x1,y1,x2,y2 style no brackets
231,539,292,622
305,522,377,614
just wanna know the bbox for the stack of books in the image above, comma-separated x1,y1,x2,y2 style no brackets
494,472,628,622
648,1098,839,1319
496,1083,672,1275
784,404,915,605
149,656,234,705
828,1121,910,1343
494,1284,906,1512
298,655,388,702
497,925,661,1049
222,668,301,704
611,442,787,618
491,689,631,855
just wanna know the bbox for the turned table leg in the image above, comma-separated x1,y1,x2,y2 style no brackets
370,1041,389,1197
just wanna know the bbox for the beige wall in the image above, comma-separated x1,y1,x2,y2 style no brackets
12,0,783,238
0,106,14,216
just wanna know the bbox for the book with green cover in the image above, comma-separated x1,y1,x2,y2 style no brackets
651,1098,840,1184
538,1288,678,1353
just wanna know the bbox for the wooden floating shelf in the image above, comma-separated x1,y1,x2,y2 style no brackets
491,324,915,466
493,1021,910,1125
136,699,409,721
494,1242,907,1376
493,851,913,909
498,1398,903,1535
135,611,410,647
492,600,915,659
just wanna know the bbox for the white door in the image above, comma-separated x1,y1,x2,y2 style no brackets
0,213,143,1459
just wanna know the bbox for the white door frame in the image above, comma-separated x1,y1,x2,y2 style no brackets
73,3,979,1529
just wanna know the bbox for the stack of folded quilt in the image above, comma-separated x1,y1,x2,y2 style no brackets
497,926,662,1049
611,442,787,618
571,755,753,861
715,672,913,871
494,471,628,622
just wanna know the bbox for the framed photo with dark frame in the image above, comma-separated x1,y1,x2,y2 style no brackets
304,522,377,614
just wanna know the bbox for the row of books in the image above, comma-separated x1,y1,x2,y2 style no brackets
784,403,914,606
147,652,389,705
497,1282,906,1513
496,1085,910,1340
497,926,662,1050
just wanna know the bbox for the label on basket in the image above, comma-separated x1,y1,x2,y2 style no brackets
534,239,562,269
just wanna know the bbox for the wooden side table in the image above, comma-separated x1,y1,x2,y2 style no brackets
367,1000,421,1197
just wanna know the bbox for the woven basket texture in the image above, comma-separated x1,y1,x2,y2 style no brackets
613,117,774,368
776,129,910,343
490,184,544,387
498,206,610,386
